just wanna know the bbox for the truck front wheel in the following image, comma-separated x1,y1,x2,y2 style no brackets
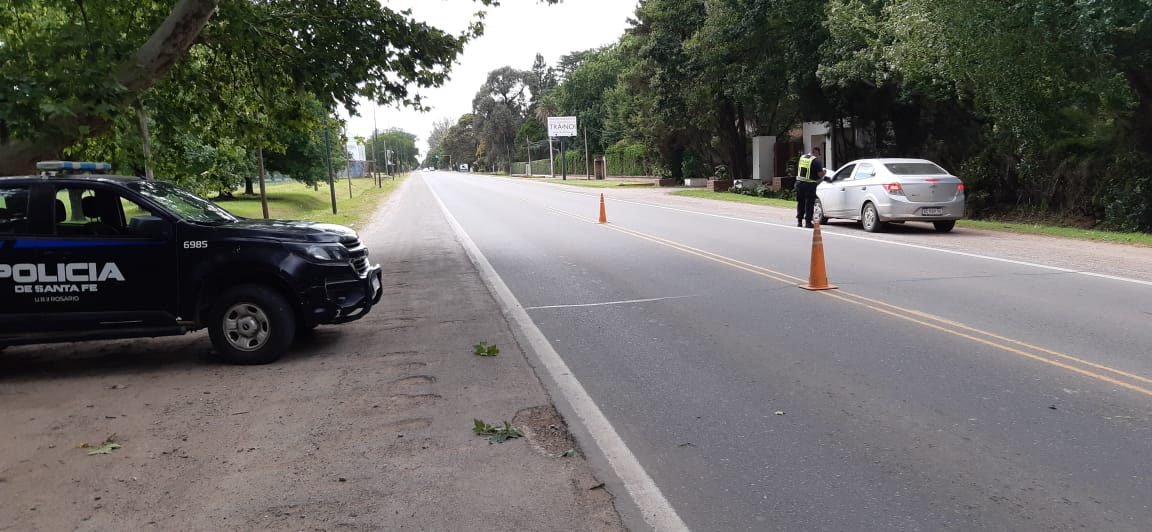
208,284,295,365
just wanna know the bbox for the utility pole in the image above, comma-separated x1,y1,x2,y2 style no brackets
323,116,337,215
548,137,555,177
527,138,533,176
372,105,381,188
584,126,591,179
344,118,352,199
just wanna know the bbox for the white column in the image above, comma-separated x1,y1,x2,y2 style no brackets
752,136,776,182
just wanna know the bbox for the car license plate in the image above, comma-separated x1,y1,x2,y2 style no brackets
921,207,943,216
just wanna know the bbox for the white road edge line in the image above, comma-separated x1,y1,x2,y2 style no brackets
425,179,690,532
526,295,697,311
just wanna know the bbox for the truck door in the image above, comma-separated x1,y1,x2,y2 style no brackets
32,183,180,331
0,184,37,336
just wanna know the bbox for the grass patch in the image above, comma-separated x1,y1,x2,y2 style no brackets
671,189,796,208
957,219,1152,246
212,174,405,230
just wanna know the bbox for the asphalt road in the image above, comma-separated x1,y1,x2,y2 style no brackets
423,171,1152,531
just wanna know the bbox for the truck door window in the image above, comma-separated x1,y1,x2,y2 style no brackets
0,186,31,234
54,187,154,237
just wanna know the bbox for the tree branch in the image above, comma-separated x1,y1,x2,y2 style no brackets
0,0,219,175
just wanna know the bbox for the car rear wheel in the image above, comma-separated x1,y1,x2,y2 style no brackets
861,203,885,233
813,199,828,225
208,284,295,365
933,220,956,233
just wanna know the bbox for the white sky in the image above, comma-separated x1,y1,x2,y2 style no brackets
343,0,638,158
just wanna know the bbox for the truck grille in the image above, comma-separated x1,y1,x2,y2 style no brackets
342,239,371,277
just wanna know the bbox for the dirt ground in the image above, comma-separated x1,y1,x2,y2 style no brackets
0,177,626,532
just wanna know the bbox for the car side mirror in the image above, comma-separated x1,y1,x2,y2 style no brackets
128,215,172,238
823,176,833,183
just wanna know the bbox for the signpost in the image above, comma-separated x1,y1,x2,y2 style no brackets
548,117,577,180
548,116,578,138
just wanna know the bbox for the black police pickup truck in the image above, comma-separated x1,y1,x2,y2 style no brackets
0,161,383,364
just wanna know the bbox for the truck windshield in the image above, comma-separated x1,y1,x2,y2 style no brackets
127,180,239,224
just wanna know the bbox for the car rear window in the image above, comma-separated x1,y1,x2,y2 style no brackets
884,162,947,175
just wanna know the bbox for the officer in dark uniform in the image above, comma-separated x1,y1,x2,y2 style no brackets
795,146,825,228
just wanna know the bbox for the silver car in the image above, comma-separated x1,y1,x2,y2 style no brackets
813,158,965,233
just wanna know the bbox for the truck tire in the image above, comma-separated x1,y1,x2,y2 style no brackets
208,284,295,365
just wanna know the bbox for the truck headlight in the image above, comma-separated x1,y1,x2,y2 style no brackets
297,244,349,263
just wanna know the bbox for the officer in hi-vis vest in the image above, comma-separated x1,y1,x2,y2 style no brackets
795,146,825,228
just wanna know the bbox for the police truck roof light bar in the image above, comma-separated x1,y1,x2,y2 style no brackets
35,161,112,175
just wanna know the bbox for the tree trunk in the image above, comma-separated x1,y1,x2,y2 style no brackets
716,98,747,179
0,0,218,175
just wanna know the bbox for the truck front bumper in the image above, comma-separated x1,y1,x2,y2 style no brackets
305,264,384,325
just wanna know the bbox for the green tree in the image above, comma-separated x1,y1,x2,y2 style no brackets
619,0,709,178
0,0,562,175
472,67,531,172
441,114,480,170
550,46,624,157
368,129,420,173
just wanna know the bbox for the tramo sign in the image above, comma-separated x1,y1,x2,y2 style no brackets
548,116,577,138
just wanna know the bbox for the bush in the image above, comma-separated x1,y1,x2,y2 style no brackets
1099,152,1152,232
727,182,792,200
681,156,705,179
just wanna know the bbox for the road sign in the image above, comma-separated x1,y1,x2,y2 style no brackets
548,116,578,137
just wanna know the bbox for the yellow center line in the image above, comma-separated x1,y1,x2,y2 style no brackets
547,206,1152,397
831,291,1152,387
818,291,1152,397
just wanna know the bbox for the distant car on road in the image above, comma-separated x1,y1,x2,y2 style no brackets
813,158,965,233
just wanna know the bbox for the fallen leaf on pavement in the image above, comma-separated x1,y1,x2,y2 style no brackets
87,443,122,455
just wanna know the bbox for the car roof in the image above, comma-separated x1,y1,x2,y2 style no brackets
847,158,938,165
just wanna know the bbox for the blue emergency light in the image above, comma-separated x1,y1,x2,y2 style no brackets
36,161,112,174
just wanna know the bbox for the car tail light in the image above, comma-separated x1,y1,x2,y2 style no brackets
884,183,904,195
957,184,965,192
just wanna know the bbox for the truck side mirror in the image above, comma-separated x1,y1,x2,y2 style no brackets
128,215,172,238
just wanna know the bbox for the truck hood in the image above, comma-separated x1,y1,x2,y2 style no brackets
212,219,360,244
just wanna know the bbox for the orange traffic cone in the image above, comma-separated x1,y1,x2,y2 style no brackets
599,193,608,224
800,222,837,291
